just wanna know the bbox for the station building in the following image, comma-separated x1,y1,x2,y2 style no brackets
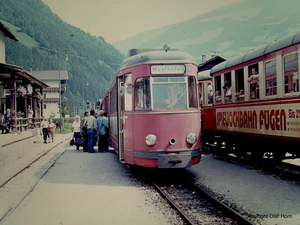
0,21,48,131
31,70,68,119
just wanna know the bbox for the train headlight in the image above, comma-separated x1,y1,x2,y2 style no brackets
186,133,197,145
145,134,157,146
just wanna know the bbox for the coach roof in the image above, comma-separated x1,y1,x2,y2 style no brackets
211,31,300,74
119,49,196,71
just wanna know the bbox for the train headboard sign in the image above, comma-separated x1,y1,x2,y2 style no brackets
151,65,185,74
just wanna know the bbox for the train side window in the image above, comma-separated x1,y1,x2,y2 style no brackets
198,82,204,106
134,77,151,110
124,73,132,111
247,65,259,100
214,76,222,104
235,68,244,102
224,72,232,103
109,84,116,113
199,81,212,106
207,82,213,104
265,59,277,96
284,52,299,94
188,76,198,108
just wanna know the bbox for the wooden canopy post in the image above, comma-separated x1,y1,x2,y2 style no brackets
9,73,16,116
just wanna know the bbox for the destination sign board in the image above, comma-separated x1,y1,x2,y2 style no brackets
151,65,185,74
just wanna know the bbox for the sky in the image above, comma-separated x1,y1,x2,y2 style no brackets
42,0,242,44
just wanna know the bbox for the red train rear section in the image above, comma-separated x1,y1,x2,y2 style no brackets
199,31,300,161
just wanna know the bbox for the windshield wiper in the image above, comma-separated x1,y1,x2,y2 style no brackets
167,92,185,109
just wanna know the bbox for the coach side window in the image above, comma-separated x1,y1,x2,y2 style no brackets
235,68,244,102
207,82,213,104
214,76,222,104
284,52,299,94
265,59,277,96
135,77,151,110
247,65,259,100
224,72,232,103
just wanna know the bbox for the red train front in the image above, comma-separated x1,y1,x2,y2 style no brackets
103,48,202,168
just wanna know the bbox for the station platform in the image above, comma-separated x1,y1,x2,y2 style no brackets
0,130,72,187
0,133,174,225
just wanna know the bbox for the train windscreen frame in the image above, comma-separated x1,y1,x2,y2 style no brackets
134,76,198,110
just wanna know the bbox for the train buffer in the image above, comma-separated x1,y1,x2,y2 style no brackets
168,154,183,164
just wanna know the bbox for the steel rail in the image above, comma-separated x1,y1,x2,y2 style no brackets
0,149,67,223
189,184,256,225
152,180,256,225
205,152,300,182
0,137,70,188
151,181,197,225
277,161,300,173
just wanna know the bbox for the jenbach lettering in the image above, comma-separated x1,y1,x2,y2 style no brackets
217,109,286,131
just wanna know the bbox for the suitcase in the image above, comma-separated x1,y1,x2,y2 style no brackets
75,138,86,146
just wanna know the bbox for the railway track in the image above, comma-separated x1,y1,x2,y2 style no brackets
0,138,69,189
0,139,69,223
150,176,257,225
259,161,300,183
202,149,300,183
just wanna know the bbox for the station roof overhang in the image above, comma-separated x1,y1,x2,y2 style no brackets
0,63,49,88
197,55,226,72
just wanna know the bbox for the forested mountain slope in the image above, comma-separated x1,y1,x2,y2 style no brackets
0,0,125,114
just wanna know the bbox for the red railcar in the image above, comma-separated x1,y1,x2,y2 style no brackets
104,47,202,168
199,31,300,161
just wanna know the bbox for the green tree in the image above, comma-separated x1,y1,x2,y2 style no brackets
60,97,70,118
1,0,125,116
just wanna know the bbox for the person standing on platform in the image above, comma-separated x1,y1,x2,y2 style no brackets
0,112,4,134
48,119,56,143
40,117,49,144
72,115,81,151
85,110,98,153
2,108,13,134
80,111,89,152
96,110,108,152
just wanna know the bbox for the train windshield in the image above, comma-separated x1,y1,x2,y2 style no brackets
135,76,198,110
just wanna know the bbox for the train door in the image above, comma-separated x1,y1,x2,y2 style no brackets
117,76,125,161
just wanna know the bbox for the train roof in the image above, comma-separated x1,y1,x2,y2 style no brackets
211,31,300,74
119,48,196,71
198,70,211,81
